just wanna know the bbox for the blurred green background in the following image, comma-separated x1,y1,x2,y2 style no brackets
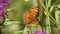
0,0,60,34
6,0,33,21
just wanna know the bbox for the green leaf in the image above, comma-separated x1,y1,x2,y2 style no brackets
55,10,60,29
4,21,21,26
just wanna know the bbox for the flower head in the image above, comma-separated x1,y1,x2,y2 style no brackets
0,0,4,2
5,0,11,4
0,9,6,21
0,9,6,15
0,3,6,9
33,30,46,34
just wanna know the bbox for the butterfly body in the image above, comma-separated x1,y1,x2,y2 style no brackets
23,6,39,25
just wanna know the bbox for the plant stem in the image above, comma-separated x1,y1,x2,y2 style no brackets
47,0,51,8
39,0,60,29
46,16,51,34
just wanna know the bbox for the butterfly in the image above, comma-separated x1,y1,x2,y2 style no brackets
23,6,39,25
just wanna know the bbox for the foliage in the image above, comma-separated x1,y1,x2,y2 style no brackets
0,0,60,34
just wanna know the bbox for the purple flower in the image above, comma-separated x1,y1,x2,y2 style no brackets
0,3,6,9
0,0,4,2
33,30,46,34
0,9,6,15
0,15,5,20
6,0,11,4
0,9,6,20
0,0,10,22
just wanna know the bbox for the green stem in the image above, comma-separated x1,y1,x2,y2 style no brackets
45,0,51,34
47,0,51,8
46,17,51,34
39,0,60,29
39,0,46,10
45,0,48,8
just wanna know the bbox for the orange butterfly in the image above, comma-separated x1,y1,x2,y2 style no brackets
23,6,39,25
23,12,31,24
